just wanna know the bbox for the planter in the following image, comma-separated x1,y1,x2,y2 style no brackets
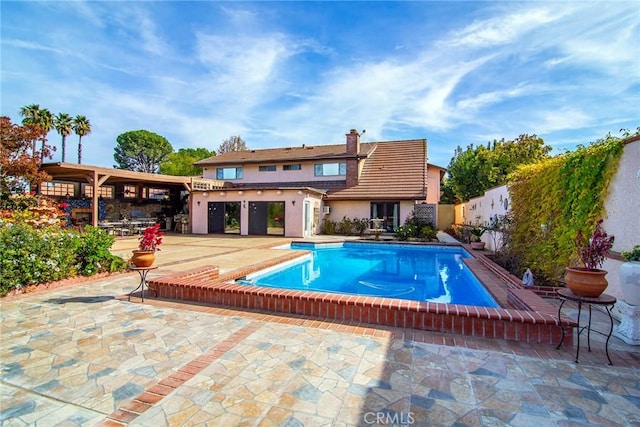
564,267,608,298
131,250,155,268
470,241,485,250
620,261,640,306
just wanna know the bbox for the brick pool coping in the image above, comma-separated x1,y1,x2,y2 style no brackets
148,241,575,345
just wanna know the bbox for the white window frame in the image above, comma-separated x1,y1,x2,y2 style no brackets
314,162,346,176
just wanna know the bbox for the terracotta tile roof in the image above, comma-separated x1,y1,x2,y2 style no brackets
195,138,429,201
195,143,376,166
327,139,427,200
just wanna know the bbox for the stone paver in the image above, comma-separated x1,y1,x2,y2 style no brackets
1,234,639,426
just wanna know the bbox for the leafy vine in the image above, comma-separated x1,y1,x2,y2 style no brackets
507,134,625,284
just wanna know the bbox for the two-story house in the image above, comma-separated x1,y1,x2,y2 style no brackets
191,130,445,237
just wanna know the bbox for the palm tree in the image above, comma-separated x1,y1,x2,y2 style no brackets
73,115,91,164
19,104,42,155
19,104,54,162
54,113,73,162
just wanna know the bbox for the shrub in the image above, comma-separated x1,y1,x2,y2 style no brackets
76,226,127,276
395,225,415,241
420,225,437,241
352,218,370,236
321,219,337,235
403,212,434,238
338,216,353,235
621,245,640,262
0,222,127,296
0,224,79,294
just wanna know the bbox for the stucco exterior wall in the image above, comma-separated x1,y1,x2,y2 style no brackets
323,200,370,225
602,140,640,254
457,185,510,227
426,167,442,204
322,200,417,232
190,188,323,238
201,161,346,184
437,204,455,230
601,139,640,303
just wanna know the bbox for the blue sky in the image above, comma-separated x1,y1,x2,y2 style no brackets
2,1,639,169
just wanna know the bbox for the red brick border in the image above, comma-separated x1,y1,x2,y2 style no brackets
147,245,575,345
98,322,261,426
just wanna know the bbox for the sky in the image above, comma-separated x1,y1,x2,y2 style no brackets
2,1,639,170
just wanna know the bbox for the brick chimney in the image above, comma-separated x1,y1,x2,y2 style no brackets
346,129,360,187
346,129,360,155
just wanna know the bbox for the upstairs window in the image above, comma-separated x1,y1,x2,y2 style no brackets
259,165,276,172
314,162,346,176
216,167,243,180
283,164,301,171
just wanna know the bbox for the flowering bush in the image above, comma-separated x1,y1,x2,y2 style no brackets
575,219,614,270
0,194,69,229
138,223,163,252
0,224,127,295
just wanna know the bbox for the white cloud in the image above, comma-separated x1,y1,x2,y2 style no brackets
1,1,638,169
2,39,64,54
444,7,560,48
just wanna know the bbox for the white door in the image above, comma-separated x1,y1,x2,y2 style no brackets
303,200,313,237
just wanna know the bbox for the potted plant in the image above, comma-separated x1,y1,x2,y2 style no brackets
131,223,163,267
620,244,640,305
565,219,614,297
469,225,486,250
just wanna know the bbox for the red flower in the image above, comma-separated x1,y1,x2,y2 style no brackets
138,223,164,252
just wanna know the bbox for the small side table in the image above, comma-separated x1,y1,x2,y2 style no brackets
556,288,616,365
128,266,158,302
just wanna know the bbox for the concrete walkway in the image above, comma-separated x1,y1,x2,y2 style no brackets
1,234,639,426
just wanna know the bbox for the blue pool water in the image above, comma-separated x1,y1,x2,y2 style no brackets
244,242,499,307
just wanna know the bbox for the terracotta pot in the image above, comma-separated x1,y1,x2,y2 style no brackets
131,250,155,268
564,267,608,297
470,241,485,250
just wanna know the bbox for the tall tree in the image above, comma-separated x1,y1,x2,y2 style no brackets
159,147,215,176
73,115,91,164
54,113,73,162
217,135,247,154
19,104,53,161
114,130,174,173
0,117,52,196
446,134,551,202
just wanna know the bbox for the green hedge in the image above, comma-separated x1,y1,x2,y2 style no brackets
0,224,127,296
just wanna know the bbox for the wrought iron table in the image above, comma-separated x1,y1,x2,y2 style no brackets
556,288,616,365
128,266,158,302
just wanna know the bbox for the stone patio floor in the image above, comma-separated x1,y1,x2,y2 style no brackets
1,234,639,426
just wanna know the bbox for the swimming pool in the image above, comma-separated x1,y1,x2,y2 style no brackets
244,242,499,308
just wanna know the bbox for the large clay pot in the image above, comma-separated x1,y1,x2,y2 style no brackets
131,250,155,267
564,267,608,298
470,241,485,250
620,261,640,305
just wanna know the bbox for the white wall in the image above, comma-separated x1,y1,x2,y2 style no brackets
601,139,640,302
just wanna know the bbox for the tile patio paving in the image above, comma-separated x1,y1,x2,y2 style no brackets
1,234,639,426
